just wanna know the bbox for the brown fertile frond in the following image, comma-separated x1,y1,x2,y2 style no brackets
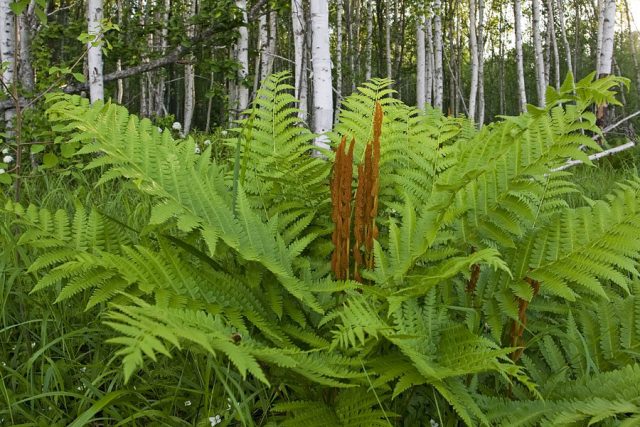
330,136,355,280
353,102,384,281
510,277,541,362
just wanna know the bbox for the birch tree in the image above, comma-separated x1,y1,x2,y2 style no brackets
477,0,485,125
0,0,15,122
556,0,573,77
385,0,392,80
292,0,308,121
234,0,249,115
532,0,546,107
336,0,343,115
546,0,560,89
87,0,104,103
597,0,616,78
183,0,197,135
468,0,479,120
514,0,527,111
365,0,373,80
433,0,443,110
17,2,35,92
416,16,426,109
310,0,332,149
425,14,434,105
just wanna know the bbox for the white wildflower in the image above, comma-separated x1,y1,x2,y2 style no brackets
3,155,14,163
0,169,5,175
194,145,201,154
209,415,222,426
1,361,6,367
80,366,86,373
31,342,36,348
226,397,231,410
172,122,182,131
221,130,228,136
204,139,211,146
1,148,8,154
184,400,192,407
430,419,439,427
157,127,163,133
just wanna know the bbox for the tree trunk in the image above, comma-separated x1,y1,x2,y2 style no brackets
532,0,546,107
17,2,35,92
183,0,197,135
292,0,308,121
139,0,148,117
595,0,604,73
116,0,124,104
336,0,343,116
0,0,15,123
433,0,443,110
546,0,560,89
468,0,478,120
498,2,505,115
425,14,433,106
156,0,170,115
416,16,426,109
477,0,485,125
310,0,332,149
556,0,573,77
258,12,269,82
385,0,392,80
87,0,104,103
624,0,640,99
235,0,250,116
597,0,616,77
514,0,527,112
365,0,373,80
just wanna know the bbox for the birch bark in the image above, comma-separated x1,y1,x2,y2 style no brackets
477,0,485,125
310,0,332,149
336,0,343,115
0,0,15,121
365,0,373,80
468,0,478,120
235,0,249,115
556,0,573,77
416,16,426,109
433,0,443,110
183,0,197,135
87,0,104,103
514,0,527,111
532,0,546,107
292,0,308,121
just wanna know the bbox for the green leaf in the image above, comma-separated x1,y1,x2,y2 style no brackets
42,152,59,168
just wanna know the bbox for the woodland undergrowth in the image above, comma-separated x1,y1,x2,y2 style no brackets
1,72,640,426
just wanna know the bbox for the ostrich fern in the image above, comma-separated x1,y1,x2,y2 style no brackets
4,72,640,425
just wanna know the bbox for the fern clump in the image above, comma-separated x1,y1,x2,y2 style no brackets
4,71,640,425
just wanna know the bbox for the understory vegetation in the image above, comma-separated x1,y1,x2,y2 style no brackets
2,72,640,426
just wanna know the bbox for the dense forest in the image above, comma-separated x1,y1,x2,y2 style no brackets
1,0,640,425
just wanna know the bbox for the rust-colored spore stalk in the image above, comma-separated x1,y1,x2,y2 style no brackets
331,136,355,280
330,102,383,283
510,277,540,362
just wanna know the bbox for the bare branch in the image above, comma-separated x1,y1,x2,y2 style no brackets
551,140,636,172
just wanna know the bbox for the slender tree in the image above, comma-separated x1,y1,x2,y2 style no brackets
532,0,546,106
87,0,104,103
425,13,434,105
624,0,640,98
310,0,332,149
0,0,15,123
183,0,197,135
292,0,308,121
365,0,373,80
235,0,249,115
468,0,479,120
336,0,344,115
556,0,573,77
477,0,485,124
514,0,527,111
385,0,392,80
433,0,443,110
416,16,426,109
17,3,35,92
546,0,560,89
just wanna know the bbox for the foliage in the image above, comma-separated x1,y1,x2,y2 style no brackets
2,72,640,425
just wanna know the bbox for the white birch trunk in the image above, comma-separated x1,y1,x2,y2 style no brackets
514,0,527,112
336,0,343,116
183,0,197,136
477,0,485,125
235,0,249,114
433,0,443,110
624,0,640,98
556,0,573,77
292,0,307,121
156,0,170,115
598,0,616,77
87,0,104,103
310,0,332,149
546,0,560,89
385,0,392,80
596,0,604,73
17,2,35,92
365,0,373,80
425,14,433,105
468,0,479,120
0,0,15,123
416,16,426,109
116,0,124,104
532,0,546,107
258,13,269,81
